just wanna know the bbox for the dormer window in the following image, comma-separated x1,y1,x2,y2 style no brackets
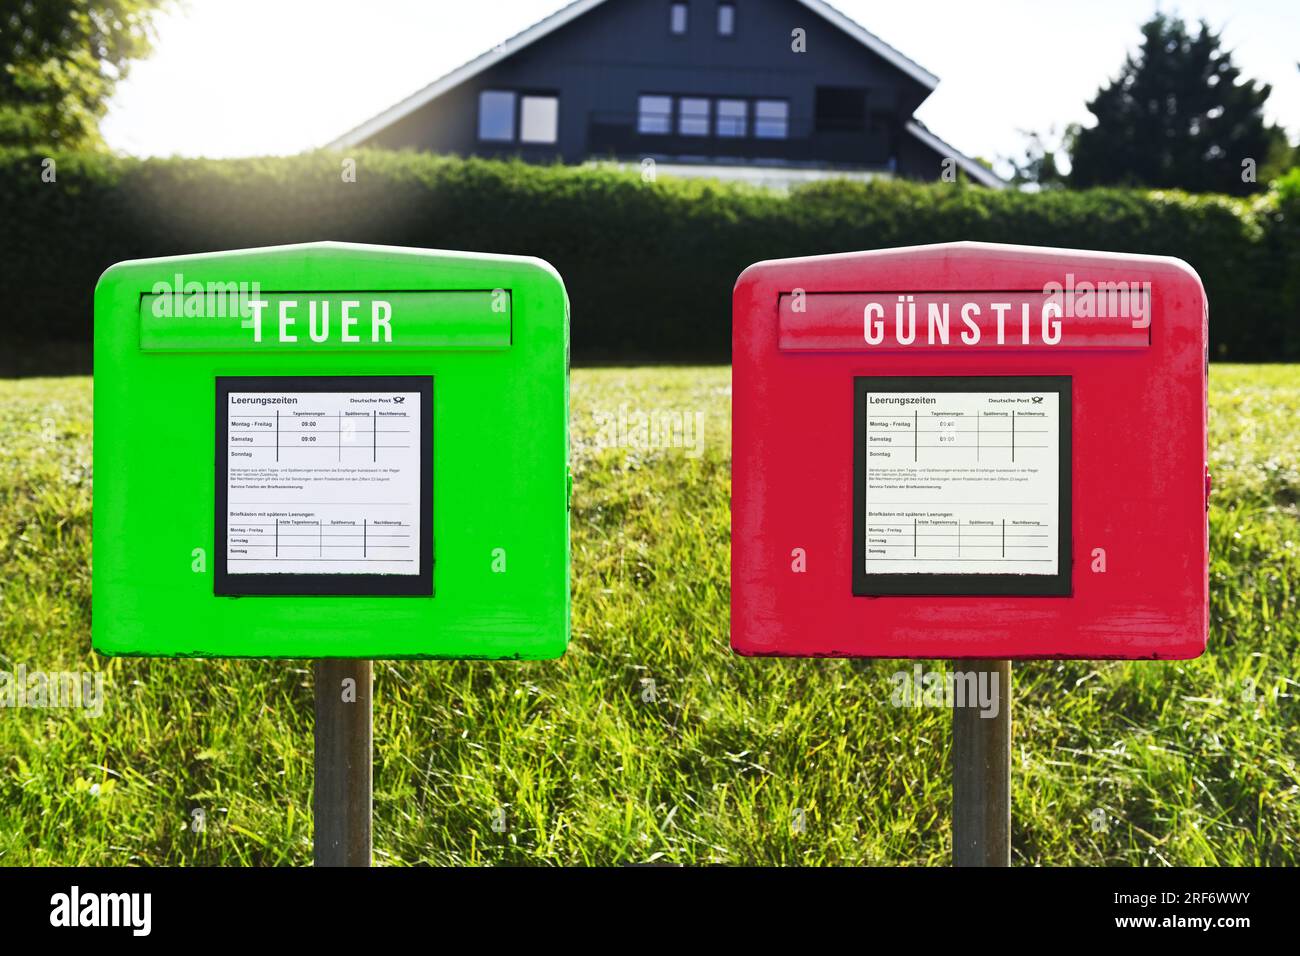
717,2,735,36
670,2,688,34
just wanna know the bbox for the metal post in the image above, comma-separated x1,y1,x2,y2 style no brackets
314,659,372,866
951,659,1011,867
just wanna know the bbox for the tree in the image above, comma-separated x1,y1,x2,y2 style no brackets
1005,126,1077,190
1259,62,1300,182
0,0,170,151
1069,14,1284,195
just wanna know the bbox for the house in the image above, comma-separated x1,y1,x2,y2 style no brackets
328,0,1003,188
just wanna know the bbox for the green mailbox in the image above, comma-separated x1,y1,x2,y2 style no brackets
93,242,570,659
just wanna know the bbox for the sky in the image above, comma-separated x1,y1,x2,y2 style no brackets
101,0,1300,172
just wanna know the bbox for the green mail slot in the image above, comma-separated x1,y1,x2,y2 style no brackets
92,242,570,659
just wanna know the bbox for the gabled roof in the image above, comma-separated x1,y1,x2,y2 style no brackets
904,120,1005,189
327,0,939,149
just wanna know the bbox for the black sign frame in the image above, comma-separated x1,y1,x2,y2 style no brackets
215,375,434,597
852,375,1072,597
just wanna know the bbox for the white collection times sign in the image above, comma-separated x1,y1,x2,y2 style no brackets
223,389,422,576
853,377,1071,597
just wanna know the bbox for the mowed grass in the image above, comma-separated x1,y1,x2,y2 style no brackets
0,365,1296,866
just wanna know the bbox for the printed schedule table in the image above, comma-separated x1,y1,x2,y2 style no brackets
853,377,1071,596
227,404,414,464
216,381,432,594
223,515,415,566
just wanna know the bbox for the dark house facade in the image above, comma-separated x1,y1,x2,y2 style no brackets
330,0,1002,187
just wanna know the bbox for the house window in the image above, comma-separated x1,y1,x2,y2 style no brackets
815,86,867,131
754,99,789,139
478,90,516,141
716,99,747,137
678,97,711,136
670,2,688,34
520,95,559,143
638,95,673,134
717,2,735,36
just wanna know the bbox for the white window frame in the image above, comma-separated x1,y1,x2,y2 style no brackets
716,98,747,137
637,95,674,135
754,99,789,139
520,94,559,144
677,97,711,137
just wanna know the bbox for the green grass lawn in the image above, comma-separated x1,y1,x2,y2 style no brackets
0,365,1296,865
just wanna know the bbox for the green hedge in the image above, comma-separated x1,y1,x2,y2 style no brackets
2,148,1296,363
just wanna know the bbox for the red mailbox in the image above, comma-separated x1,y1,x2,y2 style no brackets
731,242,1208,660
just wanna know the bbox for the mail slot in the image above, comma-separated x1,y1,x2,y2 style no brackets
93,241,569,659
732,241,1209,660
140,290,512,351
778,289,1150,350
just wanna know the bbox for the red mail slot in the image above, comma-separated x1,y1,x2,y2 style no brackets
732,242,1208,660
779,289,1151,350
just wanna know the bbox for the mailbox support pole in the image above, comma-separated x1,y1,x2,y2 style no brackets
314,659,372,867
951,659,1011,867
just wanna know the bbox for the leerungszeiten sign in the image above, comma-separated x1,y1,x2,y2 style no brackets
217,377,433,596
853,377,1070,597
